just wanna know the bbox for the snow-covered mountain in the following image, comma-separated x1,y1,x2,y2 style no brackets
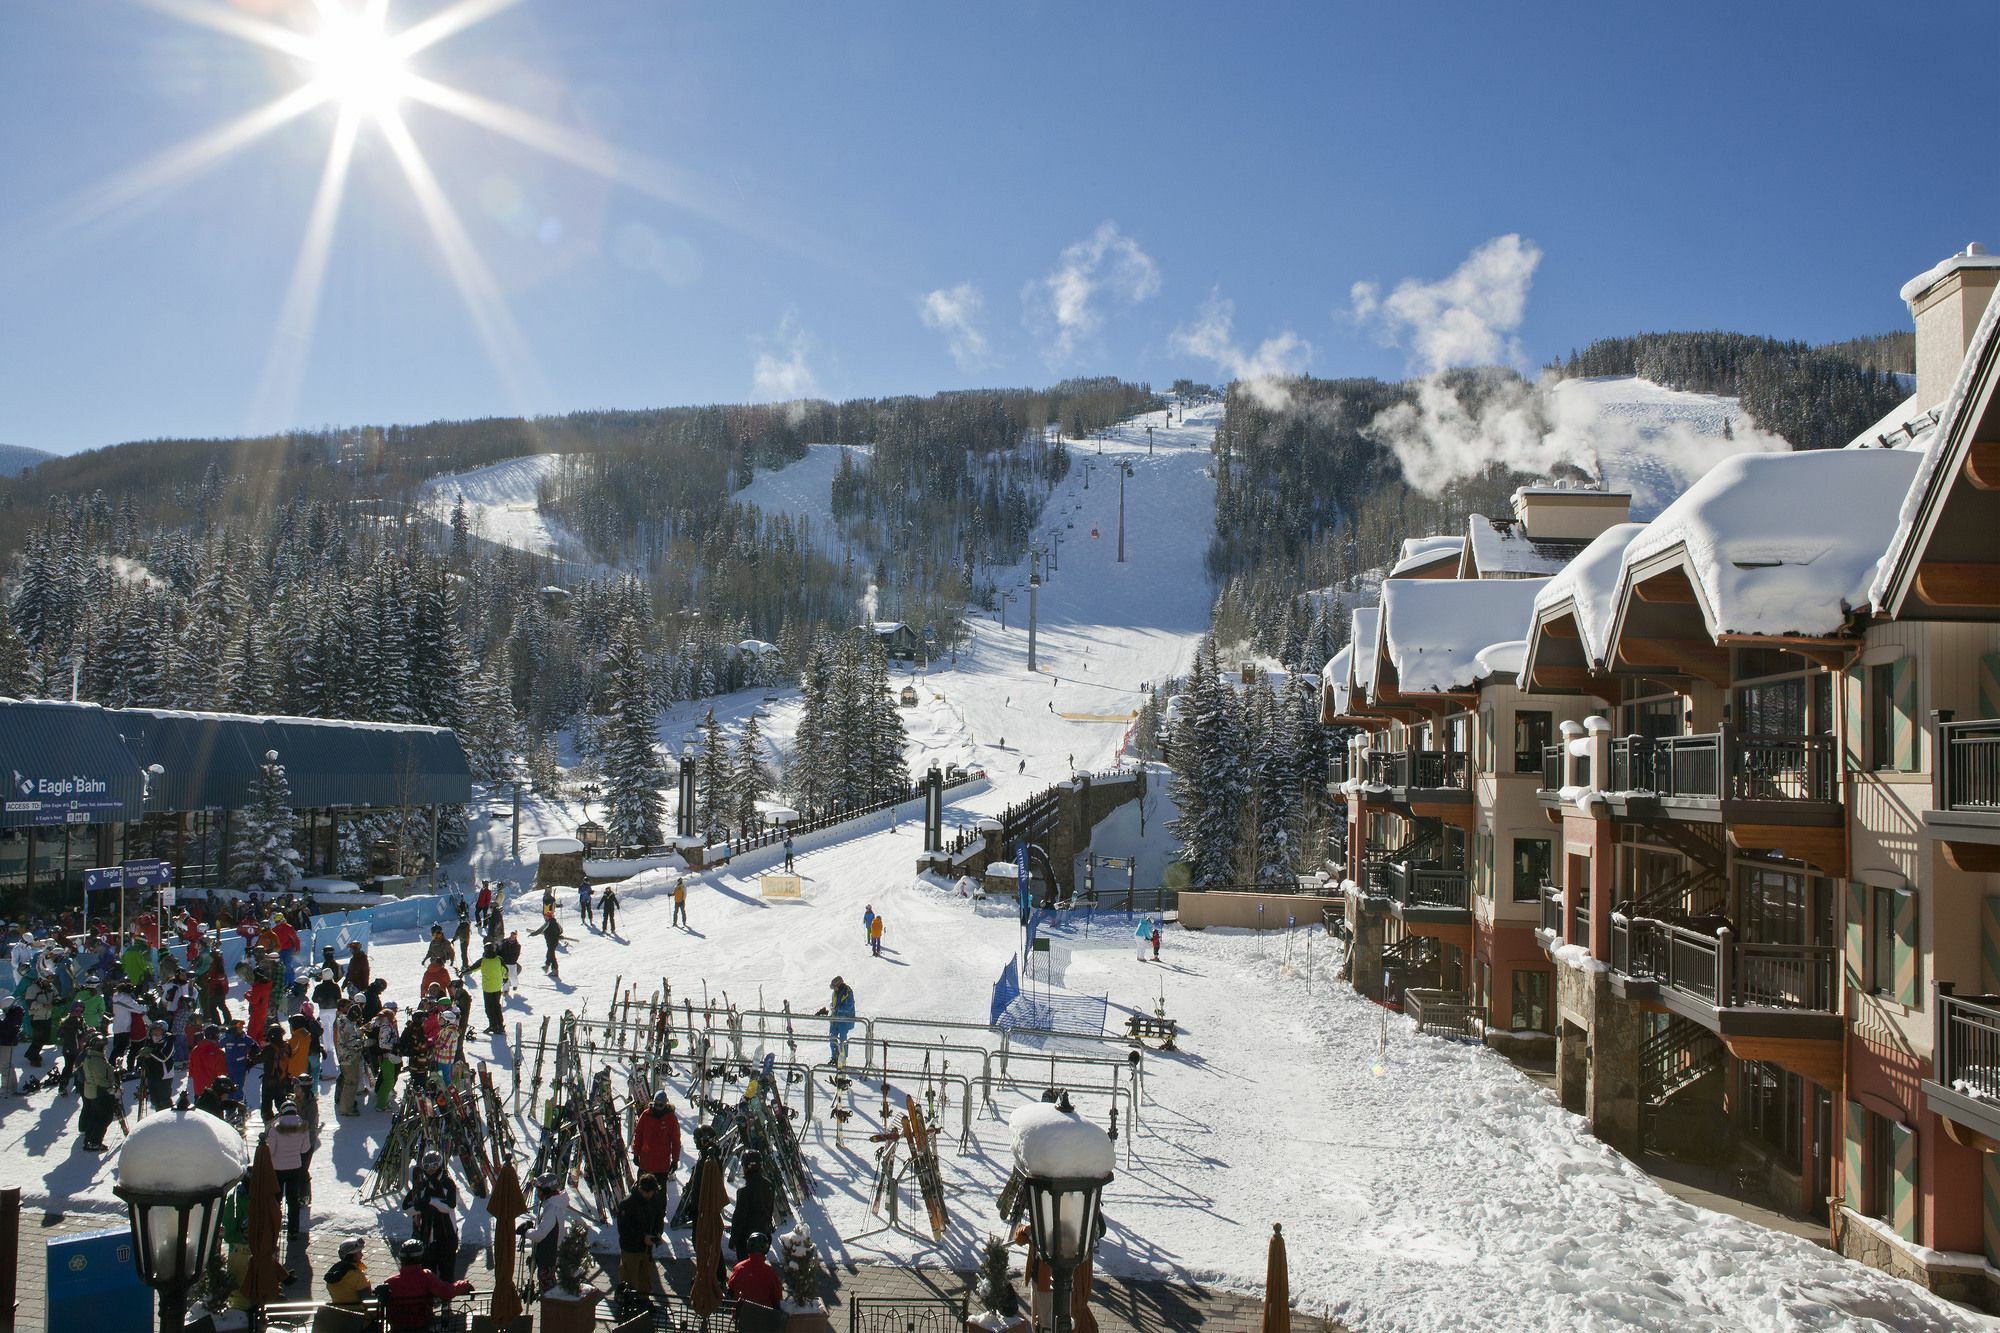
1553,375,1787,520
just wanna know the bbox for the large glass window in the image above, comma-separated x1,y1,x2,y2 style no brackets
1511,970,1552,1033
1870,664,1897,771
1622,696,1681,739
1513,837,1551,904
1737,676,1807,737
1739,863,1832,946
1514,711,1552,774
1741,1060,1802,1163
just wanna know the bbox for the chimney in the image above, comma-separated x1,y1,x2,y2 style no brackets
1511,485,1631,542
1904,243,2000,407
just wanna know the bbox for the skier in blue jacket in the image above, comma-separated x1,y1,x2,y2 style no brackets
825,977,856,1067
1135,916,1153,961
861,905,875,946
577,881,595,929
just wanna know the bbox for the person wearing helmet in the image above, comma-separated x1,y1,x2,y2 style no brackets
525,1173,569,1293
725,1230,782,1315
267,1099,312,1235
402,1149,461,1274
614,1175,663,1301
824,977,856,1068
632,1089,682,1187
137,1020,175,1112
195,1073,245,1125
324,1237,372,1306
382,1237,473,1332
728,1156,774,1263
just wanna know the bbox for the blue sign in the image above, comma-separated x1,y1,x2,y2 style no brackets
122,858,171,889
46,1227,151,1333
1015,840,1032,924
82,866,124,894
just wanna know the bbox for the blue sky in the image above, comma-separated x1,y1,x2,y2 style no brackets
2,1,1996,455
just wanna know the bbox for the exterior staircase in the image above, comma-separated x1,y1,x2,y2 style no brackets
1640,1015,1726,1150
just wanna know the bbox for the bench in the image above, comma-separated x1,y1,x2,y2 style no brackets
1125,1014,1178,1049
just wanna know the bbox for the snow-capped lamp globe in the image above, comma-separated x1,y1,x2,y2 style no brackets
265,749,279,762
1009,1094,1114,1333
113,1106,248,1333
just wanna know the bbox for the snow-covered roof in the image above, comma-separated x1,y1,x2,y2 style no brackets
1871,279,2000,612
1350,607,1381,702
737,639,778,656
868,621,910,634
1843,394,1941,454
1899,245,2000,304
1473,639,1527,682
1531,522,1646,668
1389,535,1463,577
1321,645,1352,716
1464,514,1587,578
1379,578,1549,695
1620,449,1922,638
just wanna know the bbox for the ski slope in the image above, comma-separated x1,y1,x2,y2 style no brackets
418,453,594,565
1554,376,1789,521
734,442,870,546
2,404,1982,1329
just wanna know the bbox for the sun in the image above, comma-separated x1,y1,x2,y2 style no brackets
307,6,410,118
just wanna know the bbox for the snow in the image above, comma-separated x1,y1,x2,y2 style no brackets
1465,515,1576,577
1871,280,2000,611
734,443,870,544
1899,245,2000,304
1552,376,1785,521
1471,638,1525,682
116,1108,247,1193
1844,394,1941,453
4,400,1983,1330
1390,535,1464,577
1529,523,1644,669
1553,943,1611,975
418,454,595,565
1320,645,1352,717
1621,449,1923,638
1350,606,1382,703
1009,1101,1114,1179
1379,578,1549,695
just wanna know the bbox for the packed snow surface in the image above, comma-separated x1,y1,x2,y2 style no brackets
1553,376,1788,521
418,453,592,564
734,443,870,545
6,403,1983,1330
1379,578,1547,694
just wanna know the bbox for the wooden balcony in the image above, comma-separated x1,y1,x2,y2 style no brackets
1929,716,2000,872
1379,860,1470,925
1923,984,2000,1149
1602,730,1845,876
1368,748,1472,823
1536,882,1564,949
1404,988,1486,1041
1608,913,1841,1081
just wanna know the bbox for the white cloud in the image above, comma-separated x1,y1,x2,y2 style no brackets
1170,290,1312,409
1024,221,1160,364
1349,233,1542,374
751,314,821,410
918,282,989,369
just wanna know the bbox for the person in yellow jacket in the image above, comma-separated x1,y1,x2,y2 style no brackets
324,1238,372,1305
472,943,506,1035
671,878,688,929
868,912,886,957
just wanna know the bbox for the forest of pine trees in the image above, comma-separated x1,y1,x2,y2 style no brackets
785,631,911,816
1157,639,1334,887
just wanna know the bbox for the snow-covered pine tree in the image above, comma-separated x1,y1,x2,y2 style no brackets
775,1225,824,1310
600,616,666,847
449,496,471,565
862,643,909,802
1167,639,1247,886
788,645,829,813
230,749,303,892
731,713,772,836
458,661,522,783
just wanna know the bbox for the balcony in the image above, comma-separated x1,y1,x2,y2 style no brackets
1367,749,1472,814
1328,751,1351,791
1601,729,1838,818
1540,743,1564,793
1928,717,2000,871
1404,988,1486,1041
1537,883,1564,943
1379,860,1469,923
1923,985,2000,1147
1608,914,1840,1040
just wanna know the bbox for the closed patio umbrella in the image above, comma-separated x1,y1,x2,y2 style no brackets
690,1158,726,1318
239,1141,287,1310
1261,1223,1290,1333
487,1162,529,1328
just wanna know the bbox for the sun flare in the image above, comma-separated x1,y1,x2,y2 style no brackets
307,6,410,118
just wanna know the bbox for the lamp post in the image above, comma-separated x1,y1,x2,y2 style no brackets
114,1107,248,1333
1010,1095,1114,1333
1116,462,1134,564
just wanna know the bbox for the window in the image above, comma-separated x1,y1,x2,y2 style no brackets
1741,1060,1802,1163
1514,710,1552,774
1870,888,1896,998
1622,696,1681,740
1513,837,1551,904
1511,970,1552,1033
1737,676,1806,738
1864,884,1916,1005
1870,664,1896,771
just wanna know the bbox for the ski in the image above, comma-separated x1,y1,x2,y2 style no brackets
900,1094,948,1241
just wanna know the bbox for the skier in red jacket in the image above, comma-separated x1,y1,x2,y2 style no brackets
725,1233,782,1311
382,1239,473,1332
632,1091,682,1179
187,1025,228,1098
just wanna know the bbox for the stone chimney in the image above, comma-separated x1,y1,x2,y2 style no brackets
1904,243,2000,407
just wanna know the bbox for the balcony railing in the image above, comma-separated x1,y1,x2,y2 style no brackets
1541,744,1564,792
1404,988,1486,1041
1615,916,1838,1014
1938,718,2000,814
1367,749,1471,792
1381,861,1469,915
1539,883,1564,938
1329,752,1351,787
1604,730,1835,803
1934,986,2000,1103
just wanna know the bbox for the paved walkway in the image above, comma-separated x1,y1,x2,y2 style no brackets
11,1206,1348,1332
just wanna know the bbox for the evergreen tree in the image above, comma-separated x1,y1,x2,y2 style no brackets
732,713,773,835
1167,639,1247,886
599,616,666,847
694,710,729,840
230,749,302,892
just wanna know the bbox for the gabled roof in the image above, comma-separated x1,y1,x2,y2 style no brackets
1320,645,1352,718
1389,535,1464,579
1460,514,1589,579
1870,282,2000,616
1528,522,1646,671
1612,449,1921,642
1379,578,1549,695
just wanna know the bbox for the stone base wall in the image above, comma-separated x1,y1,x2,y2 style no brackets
1833,1207,1993,1312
